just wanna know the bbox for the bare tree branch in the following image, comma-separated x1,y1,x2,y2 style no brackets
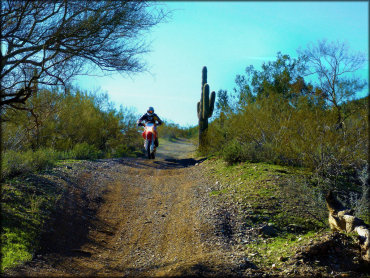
1,0,167,108
298,40,367,128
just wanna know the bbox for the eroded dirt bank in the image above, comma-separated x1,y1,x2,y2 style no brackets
6,140,252,277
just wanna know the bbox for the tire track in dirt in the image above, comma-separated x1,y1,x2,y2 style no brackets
8,139,249,277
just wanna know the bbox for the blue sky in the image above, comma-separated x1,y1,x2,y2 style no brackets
75,1,369,127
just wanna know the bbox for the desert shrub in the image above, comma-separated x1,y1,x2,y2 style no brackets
1,91,143,178
1,151,31,178
206,49,367,183
1,148,59,179
184,125,198,139
221,139,275,165
348,164,369,223
108,144,134,158
70,143,102,160
158,122,178,140
2,87,144,173
113,145,130,158
221,139,246,164
206,91,367,174
198,119,228,155
2,88,142,155
30,148,59,171
278,176,328,231
158,121,196,140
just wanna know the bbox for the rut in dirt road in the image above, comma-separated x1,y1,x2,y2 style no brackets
9,139,252,277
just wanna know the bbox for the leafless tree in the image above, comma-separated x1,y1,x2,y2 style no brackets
298,39,367,128
0,0,166,109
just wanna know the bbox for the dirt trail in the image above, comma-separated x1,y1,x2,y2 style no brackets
10,139,249,277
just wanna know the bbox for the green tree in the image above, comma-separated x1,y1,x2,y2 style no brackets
233,52,313,110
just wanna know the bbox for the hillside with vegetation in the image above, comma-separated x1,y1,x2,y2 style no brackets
1,1,368,274
200,46,368,225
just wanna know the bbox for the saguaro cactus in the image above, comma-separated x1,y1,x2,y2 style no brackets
197,66,215,146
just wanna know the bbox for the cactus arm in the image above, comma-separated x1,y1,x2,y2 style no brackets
209,91,216,117
203,84,209,119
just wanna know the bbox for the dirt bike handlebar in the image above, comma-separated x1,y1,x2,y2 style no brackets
137,122,161,127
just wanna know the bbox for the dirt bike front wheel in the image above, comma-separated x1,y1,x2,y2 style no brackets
146,140,151,159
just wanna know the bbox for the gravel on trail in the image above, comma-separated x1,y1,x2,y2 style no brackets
6,140,259,277
6,139,367,277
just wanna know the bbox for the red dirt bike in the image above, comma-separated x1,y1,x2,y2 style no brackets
140,122,157,159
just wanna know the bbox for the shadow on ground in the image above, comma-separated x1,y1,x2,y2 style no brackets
60,259,258,277
117,157,207,170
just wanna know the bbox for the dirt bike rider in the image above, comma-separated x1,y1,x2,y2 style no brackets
137,107,163,147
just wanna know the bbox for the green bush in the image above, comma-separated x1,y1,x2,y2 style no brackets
221,139,278,165
207,92,367,171
70,143,102,160
221,140,262,164
111,144,130,158
30,148,59,171
204,49,367,187
2,88,143,158
158,121,198,140
2,150,30,178
221,139,244,164
1,148,59,179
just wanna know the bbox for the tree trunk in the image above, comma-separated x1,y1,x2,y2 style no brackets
326,191,370,262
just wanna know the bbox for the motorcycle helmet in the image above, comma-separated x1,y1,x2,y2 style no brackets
147,106,154,116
